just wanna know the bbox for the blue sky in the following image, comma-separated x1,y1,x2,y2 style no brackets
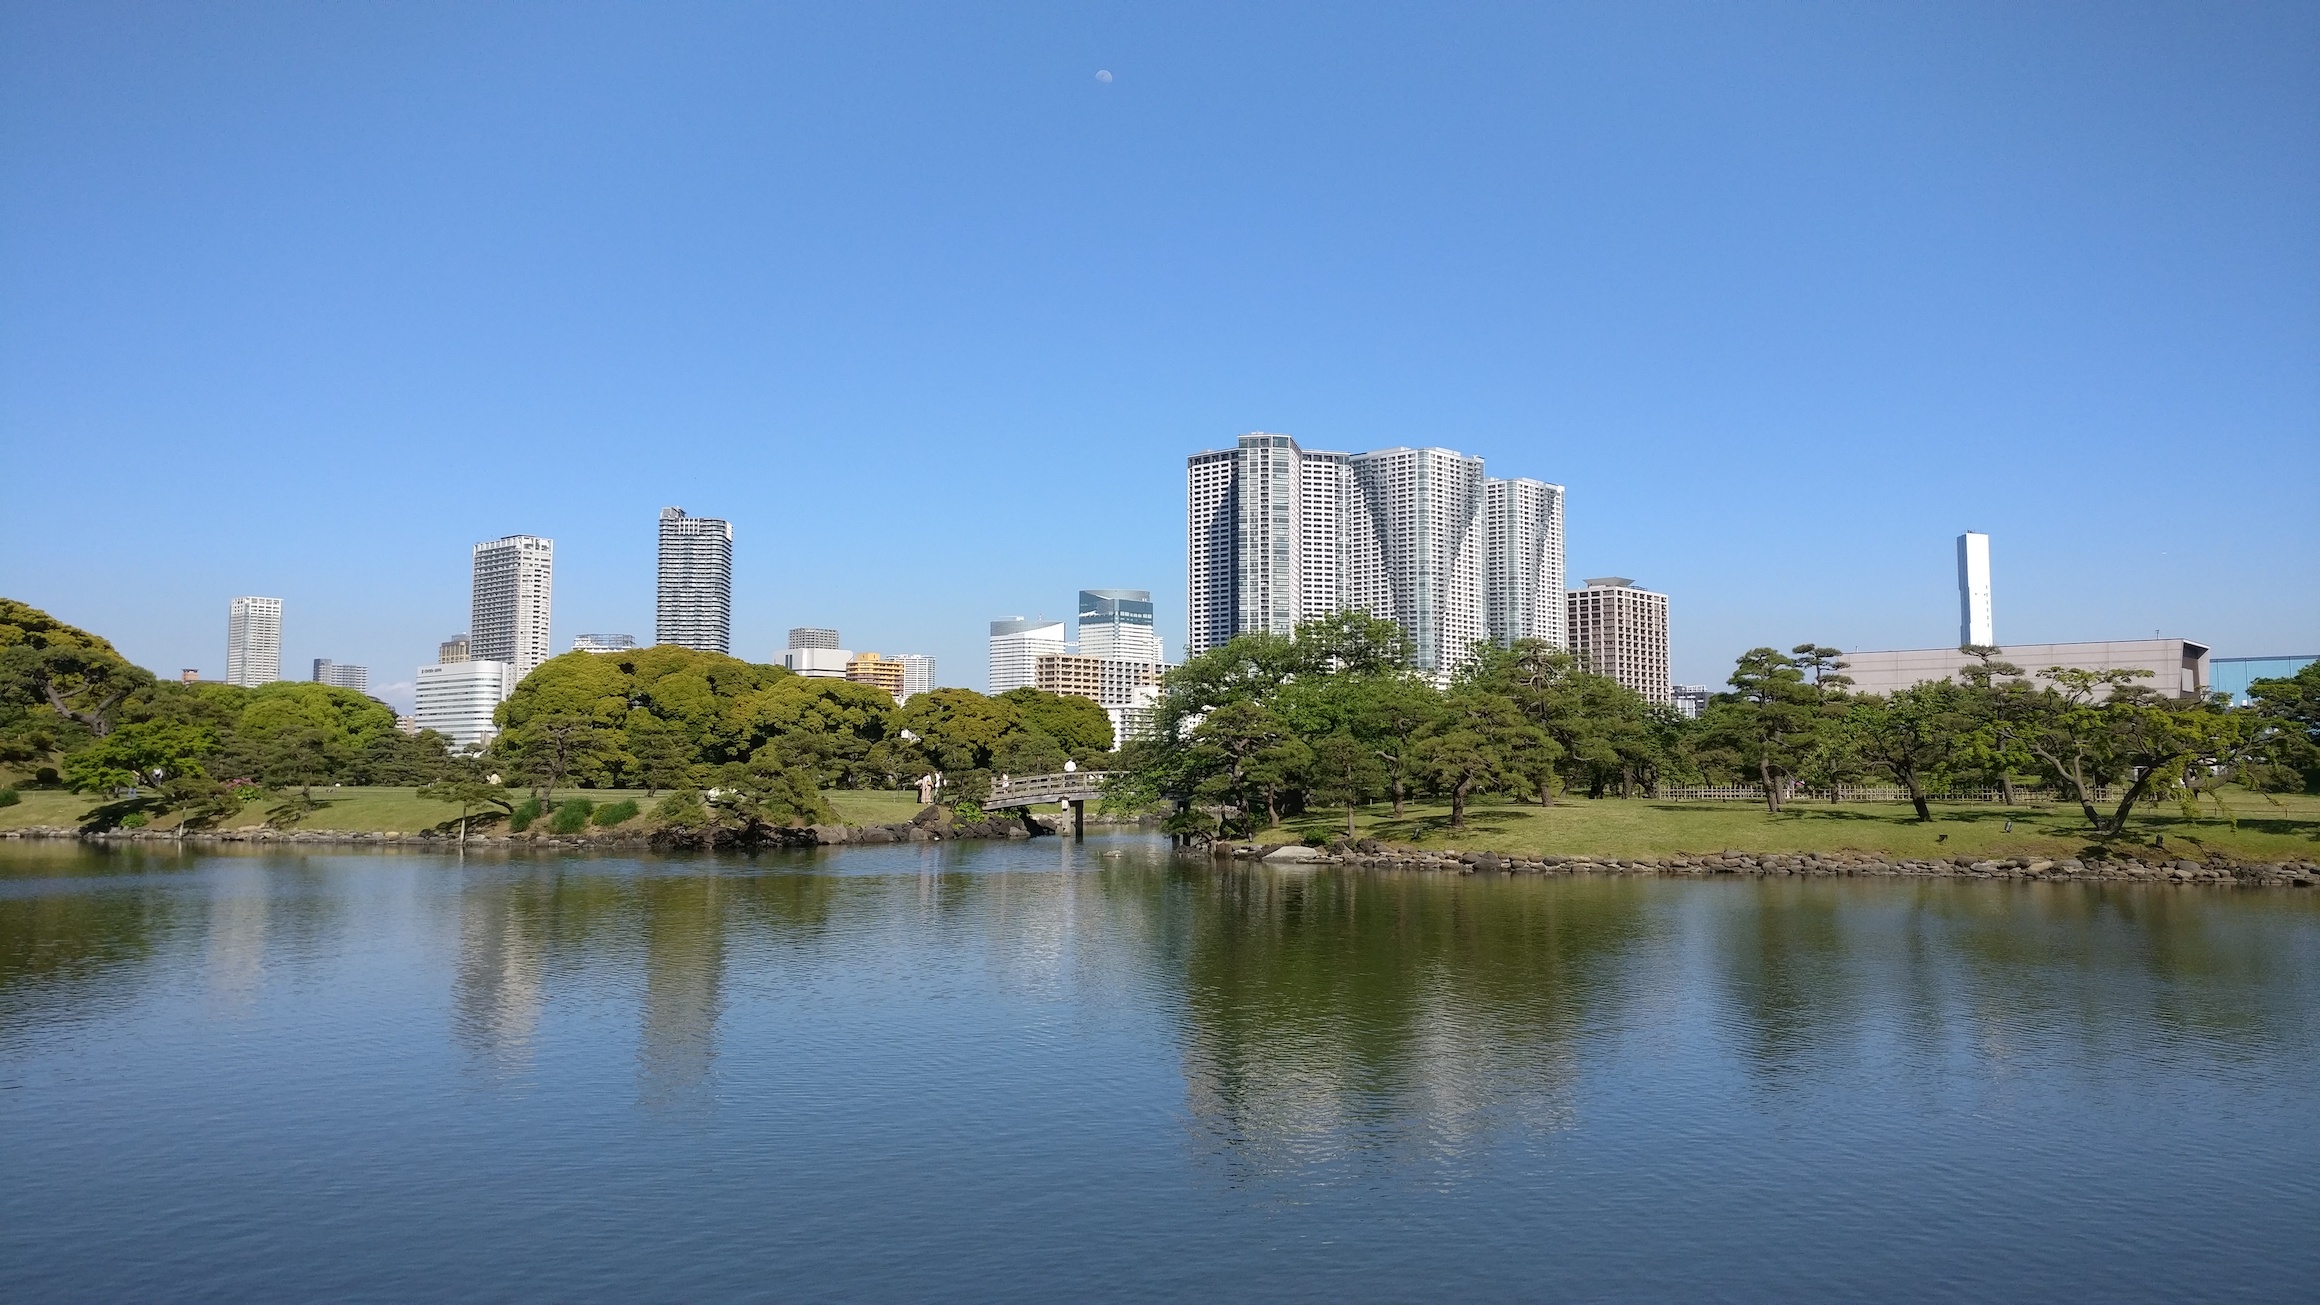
4,1,2314,711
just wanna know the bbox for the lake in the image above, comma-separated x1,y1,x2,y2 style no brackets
3,835,2316,1301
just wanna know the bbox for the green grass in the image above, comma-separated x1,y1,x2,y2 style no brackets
1278,790,2320,863
0,785,935,834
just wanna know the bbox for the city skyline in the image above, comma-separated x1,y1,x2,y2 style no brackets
5,5,2311,705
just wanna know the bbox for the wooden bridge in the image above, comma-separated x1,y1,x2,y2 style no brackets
984,770,1113,836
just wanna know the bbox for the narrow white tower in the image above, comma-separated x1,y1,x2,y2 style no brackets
225,596,283,687
1957,532,1993,648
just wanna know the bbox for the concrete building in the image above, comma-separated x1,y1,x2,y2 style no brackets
573,633,637,653
1350,447,1488,677
990,617,1067,694
438,636,471,664
2212,654,2318,705
225,597,282,687
471,535,553,681
1485,477,1567,649
787,627,841,651
179,669,200,684
311,659,368,693
1843,639,2213,701
414,659,516,751
846,651,907,701
1035,653,1166,743
896,654,935,703
1187,434,1558,676
1566,578,1671,706
1187,434,1352,657
656,508,733,654
1078,589,1163,663
783,647,852,678
1958,531,1994,647
1672,684,1712,719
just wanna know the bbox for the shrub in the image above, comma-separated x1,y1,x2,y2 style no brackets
507,797,544,832
119,811,148,828
592,799,640,827
34,768,59,788
549,799,594,834
651,789,709,830
0,789,18,808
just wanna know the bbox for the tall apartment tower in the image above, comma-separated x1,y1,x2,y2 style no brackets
1957,531,1993,648
1078,589,1163,663
989,617,1067,694
225,597,282,687
1186,434,1351,658
896,654,936,702
1485,477,1567,649
1566,578,1671,706
471,535,554,681
787,627,840,650
311,659,369,693
1349,447,1487,676
656,507,733,654
438,636,471,664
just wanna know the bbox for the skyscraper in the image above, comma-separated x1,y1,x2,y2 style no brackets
1485,477,1567,649
1566,578,1671,706
896,654,936,702
1957,531,1993,648
1187,434,1563,676
656,508,733,654
787,627,840,650
989,617,1067,694
438,636,471,664
1350,447,1487,676
311,659,368,693
225,596,282,687
1078,589,1163,663
1186,434,1352,657
471,535,553,681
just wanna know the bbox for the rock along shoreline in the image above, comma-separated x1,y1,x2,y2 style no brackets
4,824,2312,888
1221,840,2320,889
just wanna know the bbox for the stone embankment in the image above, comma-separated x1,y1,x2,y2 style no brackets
1216,840,2320,889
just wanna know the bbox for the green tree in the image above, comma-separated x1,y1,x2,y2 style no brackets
712,749,835,839
1843,682,1968,821
1699,648,1824,813
1307,732,1387,838
1412,692,1541,829
2021,668,2260,837
2248,661,2320,790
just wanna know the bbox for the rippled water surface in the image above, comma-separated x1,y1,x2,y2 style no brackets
4,835,2318,1301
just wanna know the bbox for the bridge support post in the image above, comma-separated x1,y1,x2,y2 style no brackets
1070,798,1084,839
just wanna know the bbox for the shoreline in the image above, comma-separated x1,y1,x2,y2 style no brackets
3,823,2313,886
1226,841,2320,888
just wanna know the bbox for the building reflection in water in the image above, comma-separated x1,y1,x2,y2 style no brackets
1169,869,1655,1183
453,871,548,1081
637,872,725,1111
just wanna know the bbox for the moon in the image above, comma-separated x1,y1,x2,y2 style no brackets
1095,69,1113,83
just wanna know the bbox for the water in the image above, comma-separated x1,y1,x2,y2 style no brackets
3,835,2317,1302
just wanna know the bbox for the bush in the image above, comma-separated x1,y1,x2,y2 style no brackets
507,797,544,833
651,789,709,830
0,789,18,808
592,799,640,827
549,798,594,834
119,811,148,828
34,768,59,788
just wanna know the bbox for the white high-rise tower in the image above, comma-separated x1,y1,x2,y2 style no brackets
1350,446,1487,676
656,507,733,654
471,535,554,681
1484,477,1567,649
1957,531,1993,648
225,596,282,687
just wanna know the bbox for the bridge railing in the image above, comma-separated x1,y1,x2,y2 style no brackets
986,771,1113,807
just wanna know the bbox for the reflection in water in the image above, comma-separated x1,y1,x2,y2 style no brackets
454,872,547,1079
204,863,273,1012
639,874,724,1110
1172,872,1655,1181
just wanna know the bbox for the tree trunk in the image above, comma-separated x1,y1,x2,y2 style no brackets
1450,778,1470,828
1391,775,1405,817
2104,760,2182,837
1759,756,1783,814
1346,803,1358,838
1999,772,2016,805
1906,775,1931,824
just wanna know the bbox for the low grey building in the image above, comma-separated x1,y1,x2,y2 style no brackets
1842,639,2211,700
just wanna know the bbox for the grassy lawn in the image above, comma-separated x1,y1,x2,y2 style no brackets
0,786,932,834
1279,790,2320,863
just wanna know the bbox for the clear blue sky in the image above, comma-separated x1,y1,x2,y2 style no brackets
4,1,2314,711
